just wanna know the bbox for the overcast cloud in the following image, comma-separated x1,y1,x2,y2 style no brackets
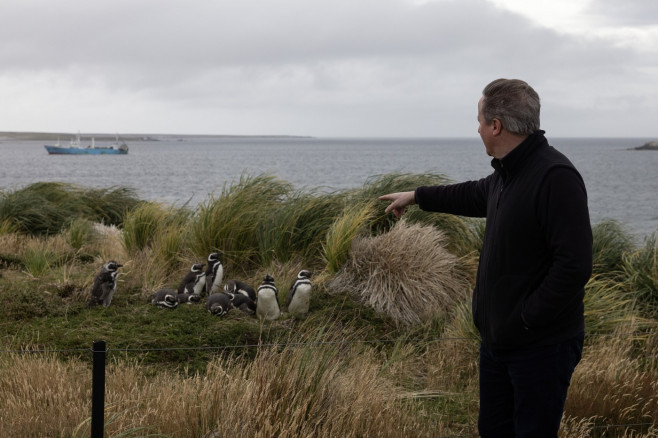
0,0,656,137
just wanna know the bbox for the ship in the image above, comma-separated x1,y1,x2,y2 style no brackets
44,134,129,155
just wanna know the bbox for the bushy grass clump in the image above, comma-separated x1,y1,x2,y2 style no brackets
188,174,294,273
591,219,637,279
256,190,348,266
353,173,485,257
330,220,472,326
0,182,139,236
323,201,380,274
622,232,658,317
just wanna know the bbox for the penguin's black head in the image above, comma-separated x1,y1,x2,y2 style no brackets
263,274,275,284
208,252,221,262
191,263,205,272
298,270,312,279
105,261,123,271
188,294,201,303
209,304,227,316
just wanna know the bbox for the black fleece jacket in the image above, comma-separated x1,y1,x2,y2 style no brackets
415,131,592,349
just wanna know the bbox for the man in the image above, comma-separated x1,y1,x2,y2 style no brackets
379,79,592,437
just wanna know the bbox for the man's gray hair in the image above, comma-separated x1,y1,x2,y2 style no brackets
481,79,541,135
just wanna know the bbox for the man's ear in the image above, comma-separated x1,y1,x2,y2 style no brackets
491,118,503,136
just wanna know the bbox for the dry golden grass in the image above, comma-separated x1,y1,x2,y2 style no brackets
0,351,91,437
329,220,471,326
565,324,658,436
1,340,447,437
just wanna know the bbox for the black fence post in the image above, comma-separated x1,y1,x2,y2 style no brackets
92,340,107,438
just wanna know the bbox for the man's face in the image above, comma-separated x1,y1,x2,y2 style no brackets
477,96,495,157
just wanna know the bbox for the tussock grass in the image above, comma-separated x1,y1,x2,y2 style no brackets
18,234,74,277
592,219,637,279
330,220,471,326
357,172,485,257
623,232,658,316
188,174,293,273
257,190,346,266
0,182,139,236
583,276,651,335
66,217,97,252
323,201,379,274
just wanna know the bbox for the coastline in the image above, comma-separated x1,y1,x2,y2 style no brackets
0,131,313,142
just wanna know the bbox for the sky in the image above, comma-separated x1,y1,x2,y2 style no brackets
0,0,656,137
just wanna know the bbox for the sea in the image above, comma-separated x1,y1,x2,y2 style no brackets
1,136,656,242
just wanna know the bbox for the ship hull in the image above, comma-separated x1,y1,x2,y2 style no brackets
44,145,128,155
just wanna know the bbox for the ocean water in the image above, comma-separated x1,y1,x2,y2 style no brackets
1,136,657,241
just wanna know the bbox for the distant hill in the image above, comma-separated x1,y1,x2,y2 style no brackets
633,141,658,150
0,131,312,142
0,131,155,142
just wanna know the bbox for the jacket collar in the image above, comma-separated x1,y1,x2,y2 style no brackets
491,130,548,180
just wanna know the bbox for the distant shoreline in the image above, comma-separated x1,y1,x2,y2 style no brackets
0,131,313,142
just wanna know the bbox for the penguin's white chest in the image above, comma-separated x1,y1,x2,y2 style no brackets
257,289,280,320
288,283,311,315
210,265,223,294
193,273,206,295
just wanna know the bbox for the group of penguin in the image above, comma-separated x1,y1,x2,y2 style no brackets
88,252,313,321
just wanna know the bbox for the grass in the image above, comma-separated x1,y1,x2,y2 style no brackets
623,232,658,317
329,219,472,326
0,173,657,437
0,182,140,236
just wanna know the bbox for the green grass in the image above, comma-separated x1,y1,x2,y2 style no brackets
0,182,140,236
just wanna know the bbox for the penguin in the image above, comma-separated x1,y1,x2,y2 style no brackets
151,288,179,309
177,263,206,296
206,292,233,317
177,292,201,304
226,291,257,315
256,274,280,321
89,260,123,307
286,270,313,316
224,279,257,302
204,252,224,295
